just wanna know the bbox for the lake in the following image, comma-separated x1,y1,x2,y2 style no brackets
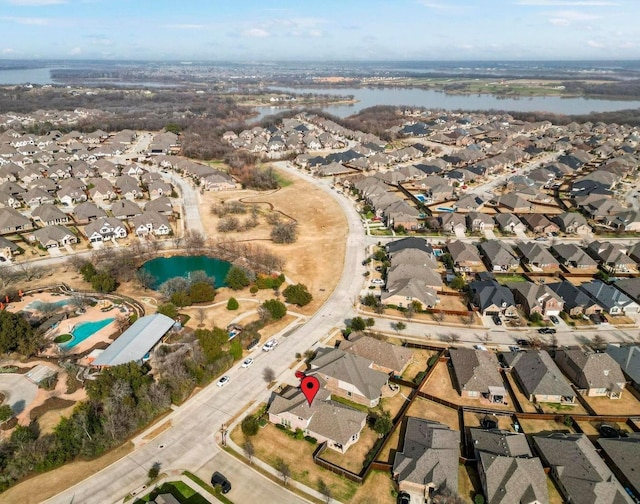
0,68,55,85
253,86,640,120
140,255,232,290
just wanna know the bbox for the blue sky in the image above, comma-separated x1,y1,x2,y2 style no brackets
0,0,638,60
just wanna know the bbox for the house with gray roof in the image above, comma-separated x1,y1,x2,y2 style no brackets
447,240,482,270
309,348,389,407
84,217,127,243
508,281,564,318
31,203,69,226
0,235,20,261
382,277,439,310
606,344,640,391
550,243,598,270
579,280,640,315
393,419,459,502
517,242,559,271
111,200,142,220
87,178,116,203
599,435,640,501
495,192,534,213
555,348,626,399
73,201,107,224
30,225,77,249
469,429,548,504
469,280,518,318
439,212,466,234
547,281,602,317
552,212,591,235
338,334,413,375
509,350,575,405
144,196,174,215
268,387,367,454
533,433,632,504
466,212,495,232
0,207,32,234
449,347,506,403
478,240,519,272
494,213,526,235
586,241,636,273
132,211,171,237
520,213,559,235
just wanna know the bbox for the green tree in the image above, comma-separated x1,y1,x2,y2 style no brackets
392,321,407,333
0,404,12,422
196,327,229,362
157,302,178,319
226,297,239,310
188,281,216,303
529,312,543,323
0,310,38,355
225,266,251,290
170,290,192,307
80,261,97,282
349,317,366,332
91,271,117,293
164,123,181,134
362,293,379,308
262,299,287,320
283,283,313,307
229,338,243,360
373,410,393,437
241,415,259,437
147,461,161,481
450,275,466,291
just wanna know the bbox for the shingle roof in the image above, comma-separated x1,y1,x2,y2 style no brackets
510,350,574,398
449,348,504,394
555,349,626,390
339,335,413,374
598,435,640,498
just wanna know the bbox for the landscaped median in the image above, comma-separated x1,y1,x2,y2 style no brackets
125,472,231,504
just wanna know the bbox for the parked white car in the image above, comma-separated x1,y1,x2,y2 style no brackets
262,339,278,352
241,357,254,368
371,278,385,285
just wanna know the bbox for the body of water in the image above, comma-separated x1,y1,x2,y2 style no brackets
61,318,115,349
0,68,54,85
254,86,640,120
141,255,232,290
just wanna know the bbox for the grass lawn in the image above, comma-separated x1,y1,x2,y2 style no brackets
351,470,396,504
231,423,360,502
133,481,209,504
547,476,564,504
377,423,401,464
581,392,640,416
321,426,379,474
539,400,588,416
401,349,435,382
458,464,481,503
516,417,574,435
495,274,528,284
405,397,460,431
380,385,413,419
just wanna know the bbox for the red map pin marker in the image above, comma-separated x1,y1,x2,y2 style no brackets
300,375,320,406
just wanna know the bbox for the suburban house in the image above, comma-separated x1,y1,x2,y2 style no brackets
30,225,77,249
447,240,483,270
309,348,389,407
553,212,591,234
508,282,564,318
131,211,171,237
598,436,640,501
469,429,548,504
551,243,598,270
579,280,640,315
469,280,518,318
478,240,519,272
0,235,20,261
385,237,434,258
612,278,640,304
606,344,640,391
555,348,626,399
338,334,413,375
73,201,107,224
87,178,116,202
84,217,128,243
533,433,633,504
547,281,602,316
586,241,636,273
439,213,467,234
521,213,559,235
392,418,459,503
495,192,534,213
466,212,495,232
517,242,559,271
0,208,33,234
507,350,575,405
111,200,143,220
144,196,174,216
31,203,70,226
494,213,527,235
448,347,507,403
268,387,367,454
383,246,442,309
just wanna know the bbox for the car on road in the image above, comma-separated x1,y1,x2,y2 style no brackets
216,375,230,387
371,278,385,285
262,339,278,352
241,357,254,368
211,472,232,493
516,339,531,347
549,315,559,325
538,327,556,334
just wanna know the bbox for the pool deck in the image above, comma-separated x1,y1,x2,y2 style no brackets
7,292,125,355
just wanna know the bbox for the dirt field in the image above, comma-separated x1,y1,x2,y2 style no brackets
321,425,379,473
504,372,538,413
582,392,640,416
199,166,347,314
463,411,514,432
405,398,460,431
0,442,134,504
516,417,574,435
401,349,435,382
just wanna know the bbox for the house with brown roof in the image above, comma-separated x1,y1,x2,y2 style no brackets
449,347,506,403
520,213,559,235
517,242,559,271
338,334,413,375
447,240,482,270
309,348,389,407
508,281,564,318
555,348,626,399
31,203,70,226
268,387,367,454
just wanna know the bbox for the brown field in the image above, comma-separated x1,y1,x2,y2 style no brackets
405,398,459,431
321,425,379,473
0,442,134,504
576,419,633,439
504,372,538,413
581,391,640,416
547,477,564,504
421,361,515,412
401,349,435,382
459,464,481,504
516,417,574,435
199,166,347,314
463,411,514,432
377,424,402,464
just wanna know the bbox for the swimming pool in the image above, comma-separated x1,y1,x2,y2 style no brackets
415,194,426,202
436,207,455,213
60,318,115,349
26,299,70,311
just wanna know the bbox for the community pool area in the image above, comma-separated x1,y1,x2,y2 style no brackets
60,318,115,349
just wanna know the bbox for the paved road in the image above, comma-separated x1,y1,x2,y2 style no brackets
46,162,368,504
0,374,37,416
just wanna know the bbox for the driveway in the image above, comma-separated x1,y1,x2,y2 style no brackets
0,374,38,414
454,227,466,239
196,451,310,504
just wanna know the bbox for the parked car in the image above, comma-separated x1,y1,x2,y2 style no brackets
549,315,559,325
262,339,278,352
492,314,502,326
398,492,411,504
516,339,531,347
538,327,556,334
216,375,230,387
590,313,608,325
371,278,385,285
241,357,254,368
211,472,232,493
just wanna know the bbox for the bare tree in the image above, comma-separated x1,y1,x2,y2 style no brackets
275,458,291,486
391,321,407,334
116,315,130,334
217,216,241,233
590,334,606,352
243,439,255,465
263,366,276,384
197,308,206,327
318,479,333,504
404,303,415,320
18,262,43,282
185,230,205,255
433,310,446,324
136,269,156,291
271,222,298,244
447,333,460,346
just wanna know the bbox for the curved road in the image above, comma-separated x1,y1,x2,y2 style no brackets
46,162,367,504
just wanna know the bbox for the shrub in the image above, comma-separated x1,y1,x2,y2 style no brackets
283,283,313,307
225,266,251,290
414,371,427,384
53,334,72,344
241,415,259,437
275,423,287,431
294,428,304,440
304,435,317,444
255,274,285,290
249,285,259,295
226,297,239,310
262,299,287,320
157,303,179,319
271,222,298,244
188,281,216,303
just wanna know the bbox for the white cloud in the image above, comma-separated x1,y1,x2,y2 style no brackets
162,24,205,30
517,1,621,5
548,10,599,25
2,48,15,54
242,28,270,38
1,16,50,25
587,39,605,47
6,0,67,5
69,47,82,55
